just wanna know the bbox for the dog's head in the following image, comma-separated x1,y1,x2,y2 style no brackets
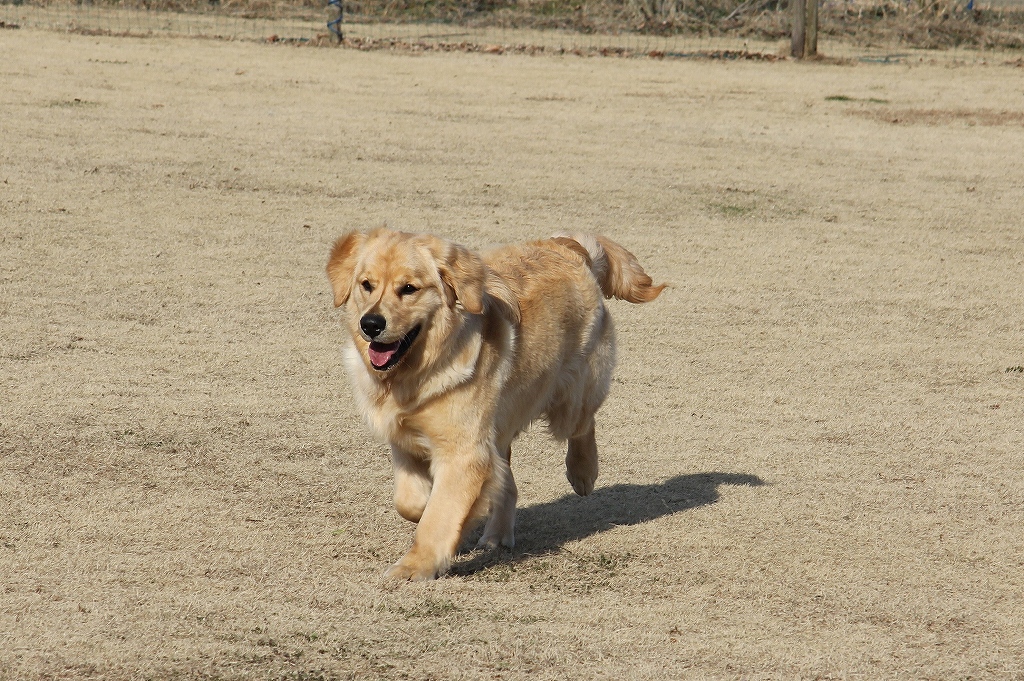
327,228,515,375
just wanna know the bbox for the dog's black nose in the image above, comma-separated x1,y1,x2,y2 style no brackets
360,313,386,339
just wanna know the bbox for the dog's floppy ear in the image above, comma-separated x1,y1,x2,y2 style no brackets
484,270,521,325
326,231,366,307
424,236,519,321
429,239,486,315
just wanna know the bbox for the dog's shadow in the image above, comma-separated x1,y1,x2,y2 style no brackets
455,472,765,575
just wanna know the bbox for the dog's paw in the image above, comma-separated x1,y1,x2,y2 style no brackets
384,562,436,582
566,469,595,496
384,553,448,582
476,531,515,550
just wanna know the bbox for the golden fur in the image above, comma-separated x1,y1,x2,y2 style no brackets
326,228,664,581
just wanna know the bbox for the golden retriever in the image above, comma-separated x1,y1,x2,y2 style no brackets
326,228,664,581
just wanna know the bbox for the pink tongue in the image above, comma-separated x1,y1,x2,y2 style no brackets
368,340,401,368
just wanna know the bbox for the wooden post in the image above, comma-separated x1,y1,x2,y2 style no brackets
791,0,806,58
791,0,817,59
804,0,818,57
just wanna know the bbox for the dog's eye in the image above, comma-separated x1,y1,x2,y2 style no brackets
361,280,373,292
399,284,419,296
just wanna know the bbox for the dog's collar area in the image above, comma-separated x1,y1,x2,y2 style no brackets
368,325,421,371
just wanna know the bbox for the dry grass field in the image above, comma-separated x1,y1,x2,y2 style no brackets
2,28,1024,680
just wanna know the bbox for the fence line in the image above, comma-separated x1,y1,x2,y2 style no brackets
0,2,789,53
1,3,324,41
3,0,1023,56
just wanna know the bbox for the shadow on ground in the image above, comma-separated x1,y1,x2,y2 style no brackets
454,472,765,575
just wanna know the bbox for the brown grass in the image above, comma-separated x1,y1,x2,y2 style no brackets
2,28,1024,680
816,5,1024,49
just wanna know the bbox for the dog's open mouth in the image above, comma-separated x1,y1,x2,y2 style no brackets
368,325,421,371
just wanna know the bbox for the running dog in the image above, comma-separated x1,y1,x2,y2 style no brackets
326,228,664,580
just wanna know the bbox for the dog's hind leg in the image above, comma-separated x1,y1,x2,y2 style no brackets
477,445,517,549
565,419,598,497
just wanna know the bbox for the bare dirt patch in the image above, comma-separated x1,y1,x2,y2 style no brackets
855,106,1024,125
1,28,1023,681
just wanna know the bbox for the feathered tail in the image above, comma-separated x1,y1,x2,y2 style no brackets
554,234,666,303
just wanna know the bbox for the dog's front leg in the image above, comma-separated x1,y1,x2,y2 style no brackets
391,447,431,523
385,450,490,581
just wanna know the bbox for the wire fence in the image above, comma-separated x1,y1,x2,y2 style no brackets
0,2,324,41
2,0,1023,55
